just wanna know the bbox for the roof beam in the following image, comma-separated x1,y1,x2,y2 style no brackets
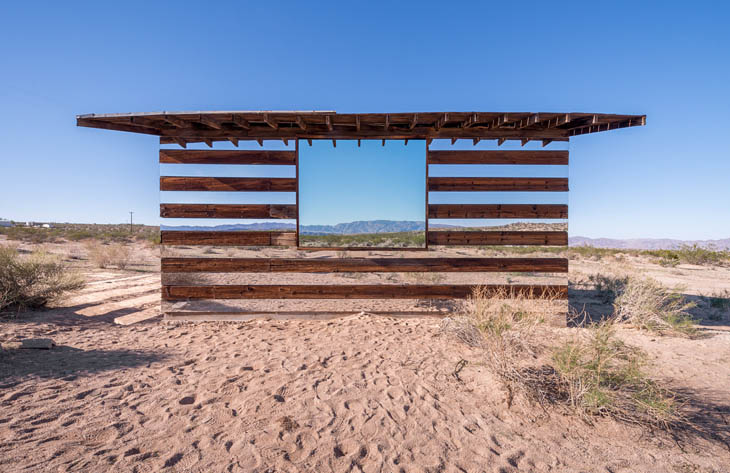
489,114,510,130
543,114,572,128
173,137,187,148
384,114,390,131
228,137,239,147
409,113,418,130
127,117,161,129
326,115,333,131
198,116,222,130
355,115,361,132
203,138,214,147
462,113,479,128
232,115,250,129
516,113,542,129
434,113,449,131
164,115,188,128
296,116,307,130
263,113,278,130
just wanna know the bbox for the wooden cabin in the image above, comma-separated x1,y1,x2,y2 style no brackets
77,111,645,322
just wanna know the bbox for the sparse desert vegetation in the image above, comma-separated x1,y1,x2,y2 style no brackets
0,246,84,313
0,222,160,244
1,234,728,471
300,231,426,248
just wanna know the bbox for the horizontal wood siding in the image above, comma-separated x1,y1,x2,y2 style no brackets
161,257,569,273
160,204,296,219
428,150,569,165
160,177,296,192
162,284,568,300
427,231,568,246
428,204,568,219
428,177,568,192
160,149,295,165
160,231,296,246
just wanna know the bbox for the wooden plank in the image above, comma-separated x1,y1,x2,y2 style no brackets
428,204,568,219
160,177,296,192
428,177,568,192
160,204,296,219
428,150,569,165
428,231,568,246
161,257,569,273
159,149,295,165
160,231,296,246
162,284,568,300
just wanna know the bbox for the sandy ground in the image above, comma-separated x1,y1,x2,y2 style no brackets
1,240,729,472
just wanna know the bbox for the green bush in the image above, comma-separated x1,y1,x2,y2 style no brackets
0,247,84,313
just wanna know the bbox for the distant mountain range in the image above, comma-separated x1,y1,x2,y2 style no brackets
162,220,459,235
569,236,730,250
161,220,729,249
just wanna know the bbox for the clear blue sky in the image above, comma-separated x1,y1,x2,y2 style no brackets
1,1,728,239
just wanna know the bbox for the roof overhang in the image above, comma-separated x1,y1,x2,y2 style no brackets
76,111,645,147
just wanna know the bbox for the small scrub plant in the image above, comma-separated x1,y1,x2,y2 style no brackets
612,277,697,336
587,273,629,304
85,241,133,270
441,286,564,404
551,322,680,428
0,247,84,313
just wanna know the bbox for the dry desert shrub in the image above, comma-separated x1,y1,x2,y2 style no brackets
441,286,686,431
0,246,84,313
441,286,564,404
550,321,682,428
612,277,697,336
85,241,133,269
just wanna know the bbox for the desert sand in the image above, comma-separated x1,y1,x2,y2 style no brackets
1,239,729,472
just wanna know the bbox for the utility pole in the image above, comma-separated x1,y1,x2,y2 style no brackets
129,211,134,235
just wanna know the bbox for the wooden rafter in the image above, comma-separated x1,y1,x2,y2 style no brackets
198,116,222,130
409,113,418,130
228,137,239,147
164,115,187,128
263,113,278,130
232,115,250,129
325,115,333,131
462,112,479,128
434,113,449,131
296,116,307,130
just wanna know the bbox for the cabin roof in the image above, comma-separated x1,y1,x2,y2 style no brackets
76,110,645,147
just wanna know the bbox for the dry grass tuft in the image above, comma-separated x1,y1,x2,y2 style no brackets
85,241,133,269
550,322,683,428
0,247,84,313
612,277,697,336
441,286,564,405
442,285,688,432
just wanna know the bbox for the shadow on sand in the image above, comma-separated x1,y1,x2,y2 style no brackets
0,345,167,383
568,287,729,330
